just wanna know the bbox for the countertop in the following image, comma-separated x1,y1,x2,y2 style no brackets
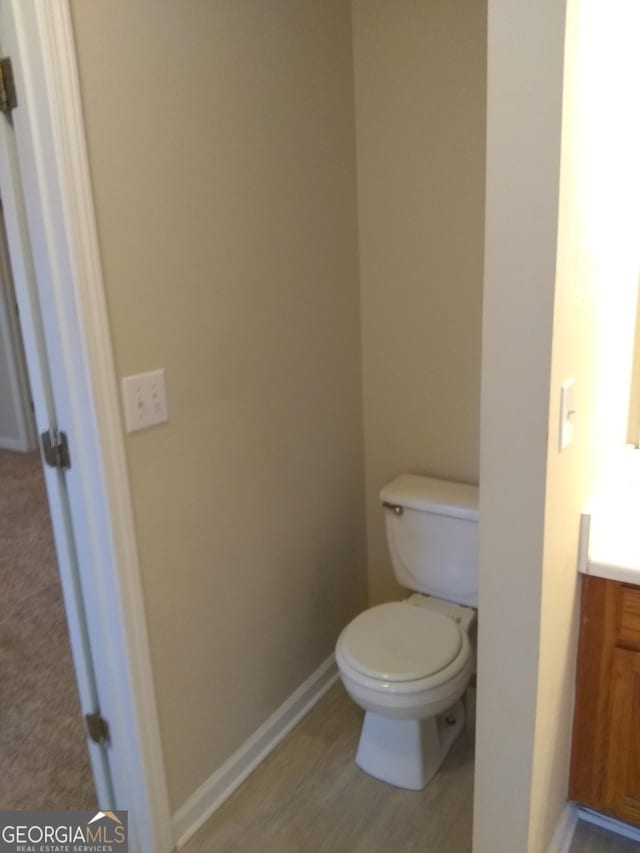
581,452,640,585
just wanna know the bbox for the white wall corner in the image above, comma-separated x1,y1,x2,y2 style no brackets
172,654,338,850
547,803,578,853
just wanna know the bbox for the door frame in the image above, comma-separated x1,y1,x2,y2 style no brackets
4,2,173,850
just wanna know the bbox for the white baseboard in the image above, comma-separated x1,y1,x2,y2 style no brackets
172,654,338,849
577,807,640,843
548,803,578,853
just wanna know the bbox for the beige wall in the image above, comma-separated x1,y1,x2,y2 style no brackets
529,1,640,849
70,1,640,841
70,1,367,812
352,0,487,604
473,2,566,850
475,1,640,851
626,294,640,446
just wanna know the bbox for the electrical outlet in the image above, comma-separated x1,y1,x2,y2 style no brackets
121,369,168,433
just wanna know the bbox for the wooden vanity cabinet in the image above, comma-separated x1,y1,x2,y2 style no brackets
570,575,640,826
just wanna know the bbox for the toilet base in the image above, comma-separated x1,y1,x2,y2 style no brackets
355,699,465,790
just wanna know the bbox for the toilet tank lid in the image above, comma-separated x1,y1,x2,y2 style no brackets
380,474,479,521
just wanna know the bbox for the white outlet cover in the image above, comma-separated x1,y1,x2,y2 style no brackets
122,369,168,433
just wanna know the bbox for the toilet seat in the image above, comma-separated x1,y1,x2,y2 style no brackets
337,602,463,683
336,602,473,700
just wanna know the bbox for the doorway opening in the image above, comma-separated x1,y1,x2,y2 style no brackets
0,203,95,809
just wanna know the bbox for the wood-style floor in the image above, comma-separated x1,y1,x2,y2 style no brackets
177,669,640,852
182,682,475,853
570,821,640,852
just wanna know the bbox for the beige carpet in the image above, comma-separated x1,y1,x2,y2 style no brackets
0,449,95,809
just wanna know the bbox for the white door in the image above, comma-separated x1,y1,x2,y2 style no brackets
0,201,36,451
0,18,114,806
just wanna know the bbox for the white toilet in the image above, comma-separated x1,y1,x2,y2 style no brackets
336,473,478,791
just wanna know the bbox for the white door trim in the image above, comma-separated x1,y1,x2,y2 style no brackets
6,2,173,850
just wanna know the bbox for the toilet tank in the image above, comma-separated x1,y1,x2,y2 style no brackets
380,474,479,607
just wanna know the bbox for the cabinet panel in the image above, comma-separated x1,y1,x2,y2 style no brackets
569,576,619,807
570,576,640,827
620,586,640,651
604,648,640,824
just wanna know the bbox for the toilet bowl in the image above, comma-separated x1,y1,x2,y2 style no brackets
336,594,475,790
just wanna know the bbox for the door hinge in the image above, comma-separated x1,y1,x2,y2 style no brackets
85,712,110,745
0,57,17,114
40,429,71,470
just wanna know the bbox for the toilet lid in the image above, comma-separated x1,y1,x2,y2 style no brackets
339,602,462,682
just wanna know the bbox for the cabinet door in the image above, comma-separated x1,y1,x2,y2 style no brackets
569,576,619,808
604,648,640,824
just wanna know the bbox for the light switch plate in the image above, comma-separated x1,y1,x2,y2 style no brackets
122,369,168,433
559,379,575,451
